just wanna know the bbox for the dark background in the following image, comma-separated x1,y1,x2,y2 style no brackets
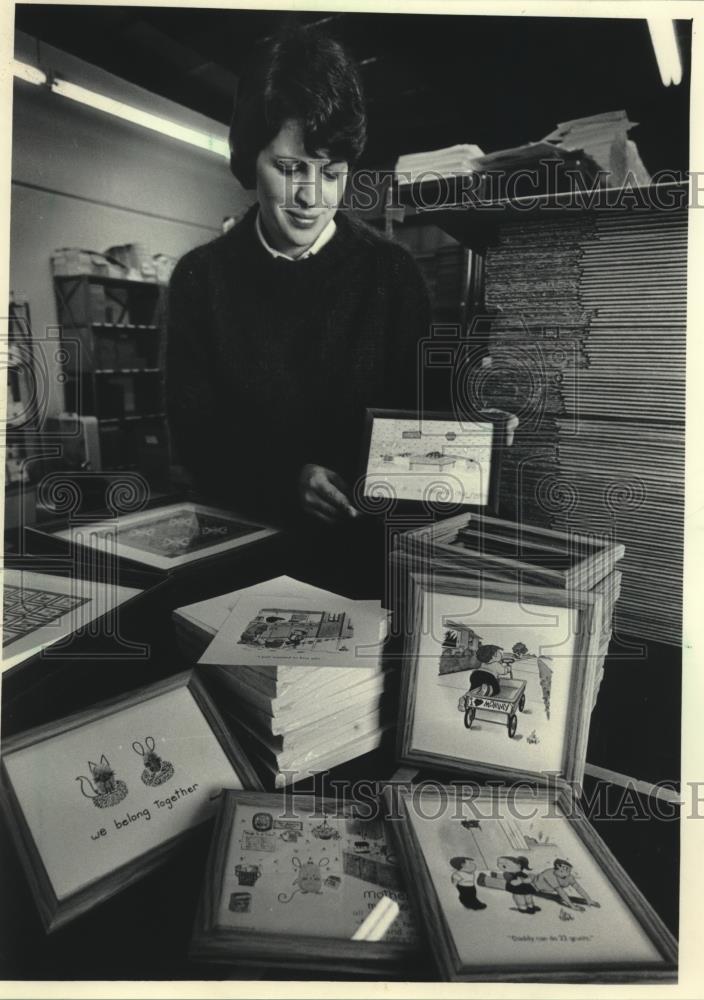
15,7,692,174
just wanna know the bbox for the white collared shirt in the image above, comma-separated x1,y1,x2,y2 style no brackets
255,210,337,260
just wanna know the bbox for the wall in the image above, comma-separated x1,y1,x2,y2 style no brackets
10,30,253,417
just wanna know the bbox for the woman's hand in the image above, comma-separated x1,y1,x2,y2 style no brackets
298,464,359,524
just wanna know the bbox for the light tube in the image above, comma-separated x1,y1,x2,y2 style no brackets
12,59,48,86
647,19,682,87
50,76,230,158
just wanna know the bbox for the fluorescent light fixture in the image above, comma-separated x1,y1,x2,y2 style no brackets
647,19,682,86
13,59,47,86
50,76,230,158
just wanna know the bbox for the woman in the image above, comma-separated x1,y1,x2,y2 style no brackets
166,25,431,539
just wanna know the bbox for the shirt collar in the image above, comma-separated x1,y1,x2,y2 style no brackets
255,210,337,260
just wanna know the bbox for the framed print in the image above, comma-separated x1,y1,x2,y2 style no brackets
0,670,261,931
2,567,142,675
384,784,677,982
397,511,625,591
30,501,279,572
190,790,420,975
360,409,505,513
396,572,602,785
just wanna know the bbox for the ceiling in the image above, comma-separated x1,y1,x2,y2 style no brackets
15,6,692,173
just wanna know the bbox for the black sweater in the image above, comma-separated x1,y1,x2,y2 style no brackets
166,206,431,526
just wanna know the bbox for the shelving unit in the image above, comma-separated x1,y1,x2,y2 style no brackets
52,272,171,487
384,179,688,647
5,295,41,531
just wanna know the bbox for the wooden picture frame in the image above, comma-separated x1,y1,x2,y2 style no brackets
395,571,602,786
0,670,261,932
397,510,624,591
190,789,421,975
359,409,506,515
27,501,279,573
1,566,142,676
383,784,677,983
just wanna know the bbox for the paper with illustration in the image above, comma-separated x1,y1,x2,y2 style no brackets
200,594,384,669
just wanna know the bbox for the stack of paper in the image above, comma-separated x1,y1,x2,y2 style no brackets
174,577,393,787
544,110,651,187
395,143,484,185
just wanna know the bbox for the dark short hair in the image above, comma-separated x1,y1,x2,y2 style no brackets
476,644,503,664
450,856,473,870
229,24,367,188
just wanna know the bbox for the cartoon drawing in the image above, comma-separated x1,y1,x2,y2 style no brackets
533,859,601,911
496,855,540,914
234,863,262,886
439,623,482,675
277,856,330,902
132,737,174,787
559,907,575,921
311,817,341,841
457,646,527,738
279,829,302,844
512,642,532,659
461,819,482,831
527,730,540,745
450,857,487,910
468,644,509,698
76,755,128,808
229,892,252,913
238,609,353,651
252,812,273,832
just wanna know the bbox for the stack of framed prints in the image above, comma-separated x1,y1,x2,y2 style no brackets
27,501,279,576
0,671,260,931
190,790,420,976
359,409,507,514
2,567,142,675
384,784,676,982
181,577,393,787
394,510,624,709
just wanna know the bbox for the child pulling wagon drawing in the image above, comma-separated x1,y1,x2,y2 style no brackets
456,644,527,738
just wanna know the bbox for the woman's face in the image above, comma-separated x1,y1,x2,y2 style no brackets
255,119,348,258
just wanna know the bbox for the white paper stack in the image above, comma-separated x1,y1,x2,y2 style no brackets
174,577,393,787
544,110,651,187
395,143,484,185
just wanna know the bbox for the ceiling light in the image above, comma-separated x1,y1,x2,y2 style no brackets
12,59,47,86
647,19,682,87
50,76,230,158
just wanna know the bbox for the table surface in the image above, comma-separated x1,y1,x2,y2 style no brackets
0,531,681,981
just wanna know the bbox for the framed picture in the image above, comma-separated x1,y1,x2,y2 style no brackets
360,409,505,513
0,670,261,932
1,567,142,675
384,784,677,982
29,501,279,572
396,572,602,785
396,510,625,591
190,790,421,975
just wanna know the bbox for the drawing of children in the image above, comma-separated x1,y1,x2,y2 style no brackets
449,857,487,910
466,644,505,698
497,856,540,914
533,858,600,911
